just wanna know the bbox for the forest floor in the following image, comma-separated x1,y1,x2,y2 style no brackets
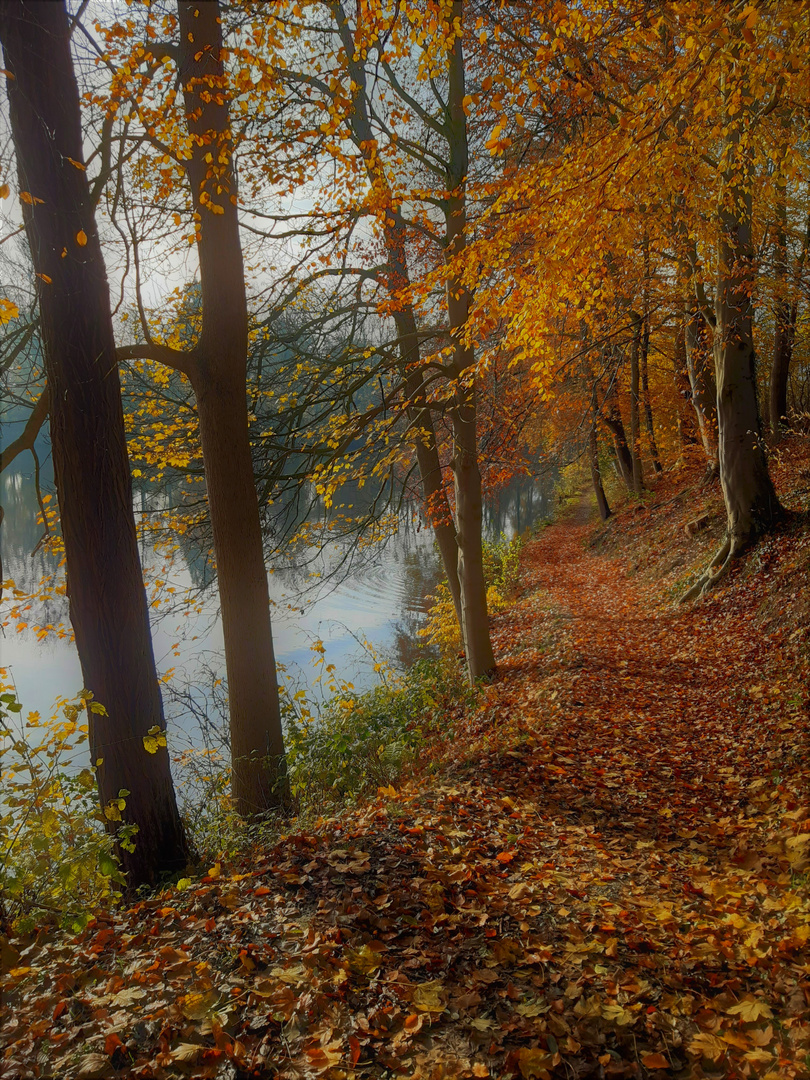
2,441,810,1080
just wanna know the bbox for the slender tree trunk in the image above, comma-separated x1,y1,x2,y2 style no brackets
684,302,719,474
641,240,663,473
673,307,698,448
177,0,287,813
629,312,644,494
713,91,781,552
0,0,188,887
333,2,462,626
770,154,790,436
769,174,806,437
601,368,635,490
445,0,496,681
589,424,611,521
397,311,463,625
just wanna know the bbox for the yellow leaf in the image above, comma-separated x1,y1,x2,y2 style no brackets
412,979,446,1013
517,1048,553,1079
727,998,774,1022
179,990,218,1020
0,183,9,198
76,229,88,246
689,1032,728,1062
0,298,19,324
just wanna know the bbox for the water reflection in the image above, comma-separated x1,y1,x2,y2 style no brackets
0,450,554,758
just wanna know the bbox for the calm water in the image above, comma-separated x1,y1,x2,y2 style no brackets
0,453,552,757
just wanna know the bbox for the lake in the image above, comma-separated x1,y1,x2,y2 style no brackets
0,453,553,760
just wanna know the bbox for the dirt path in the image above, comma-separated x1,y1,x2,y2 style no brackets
3,504,808,1080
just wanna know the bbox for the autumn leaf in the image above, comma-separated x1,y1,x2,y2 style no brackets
727,998,774,1022
0,298,19,324
641,1052,670,1069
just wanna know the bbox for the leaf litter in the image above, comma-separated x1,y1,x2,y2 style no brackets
2,481,810,1080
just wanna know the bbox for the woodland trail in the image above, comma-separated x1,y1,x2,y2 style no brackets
2,499,809,1080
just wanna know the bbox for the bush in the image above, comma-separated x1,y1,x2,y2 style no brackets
284,656,470,811
420,533,524,658
0,685,132,933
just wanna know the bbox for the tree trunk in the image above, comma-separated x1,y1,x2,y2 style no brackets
0,0,188,888
589,425,611,521
332,12,463,625
713,95,781,552
601,370,635,490
641,240,663,473
673,309,698,448
684,302,719,474
397,311,463,626
177,0,287,813
629,313,644,494
769,169,803,438
445,0,496,681
640,316,663,473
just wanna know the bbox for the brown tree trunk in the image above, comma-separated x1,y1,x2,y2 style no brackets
601,370,635,490
332,12,462,625
589,424,611,521
684,302,719,474
769,174,806,438
0,0,188,888
177,0,287,813
445,0,496,681
713,101,781,553
640,316,663,473
629,313,644,494
641,241,663,473
673,309,698,448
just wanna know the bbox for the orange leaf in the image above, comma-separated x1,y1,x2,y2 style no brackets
254,885,272,896
76,229,88,246
104,1033,125,1056
496,851,516,864
641,1053,670,1069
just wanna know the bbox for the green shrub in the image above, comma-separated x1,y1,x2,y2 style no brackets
284,657,470,811
482,533,524,599
0,686,132,933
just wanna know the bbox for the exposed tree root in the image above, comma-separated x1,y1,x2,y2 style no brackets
679,536,736,603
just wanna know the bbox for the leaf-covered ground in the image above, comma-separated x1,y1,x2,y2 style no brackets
3,465,810,1080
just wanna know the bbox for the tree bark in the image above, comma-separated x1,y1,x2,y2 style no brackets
672,307,698,448
684,302,719,474
445,0,496,681
589,424,611,521
176,0,287,814
629,312,645,494
0,0,188,888
331,4,463,625
600,368,635,490
641,241,663,473
713,92,781,552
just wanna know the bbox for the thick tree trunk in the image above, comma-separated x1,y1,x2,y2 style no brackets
177,0,287,813
589,425,611,521
629,313,644,494
714,111,780,552
0,0,188,887
445,0,496,681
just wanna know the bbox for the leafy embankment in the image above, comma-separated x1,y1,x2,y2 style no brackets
2,446,810,1080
